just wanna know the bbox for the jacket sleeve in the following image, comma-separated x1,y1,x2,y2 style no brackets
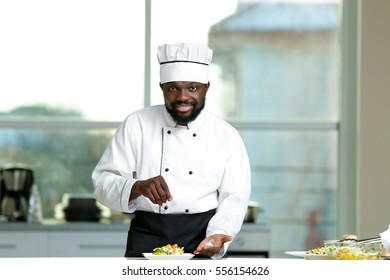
91,118,138,212
206,130,251,257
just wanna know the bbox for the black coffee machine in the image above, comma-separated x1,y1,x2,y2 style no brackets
0,163,34,222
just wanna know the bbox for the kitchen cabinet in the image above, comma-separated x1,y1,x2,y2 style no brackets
0,222,269,258
0,222,128,258
0,231,48,257
48,231,126,257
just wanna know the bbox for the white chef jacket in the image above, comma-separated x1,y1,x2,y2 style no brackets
92,105,251,251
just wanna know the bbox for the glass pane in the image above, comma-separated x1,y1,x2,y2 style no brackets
240,129,338,257
208,1,340,121
0,127,115,218
0,0,145,121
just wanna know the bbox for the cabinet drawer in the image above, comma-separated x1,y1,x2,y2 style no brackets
48,231,127,257
0,231,48,257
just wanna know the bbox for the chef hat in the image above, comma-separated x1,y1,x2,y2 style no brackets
157,42,213,84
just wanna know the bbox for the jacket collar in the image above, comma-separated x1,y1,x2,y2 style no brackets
162,105,207,130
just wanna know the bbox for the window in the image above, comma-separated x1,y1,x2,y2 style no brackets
0,0,345,258
0,0,145,121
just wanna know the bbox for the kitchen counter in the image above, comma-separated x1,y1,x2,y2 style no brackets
0,219,269,233
0,221,270,258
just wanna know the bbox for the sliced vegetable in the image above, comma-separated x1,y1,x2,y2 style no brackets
152,244,184,255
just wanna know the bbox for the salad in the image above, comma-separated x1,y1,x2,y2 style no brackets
152,244,184,255
326,245,381,260
306,247,327,255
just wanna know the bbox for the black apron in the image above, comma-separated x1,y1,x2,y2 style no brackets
125,209,216,257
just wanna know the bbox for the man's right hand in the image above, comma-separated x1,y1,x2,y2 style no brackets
129,175,173,206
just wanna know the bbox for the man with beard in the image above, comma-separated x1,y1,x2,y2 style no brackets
92,42,251,259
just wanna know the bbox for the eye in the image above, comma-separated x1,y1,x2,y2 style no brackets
168,86,177,91
189,86,197,92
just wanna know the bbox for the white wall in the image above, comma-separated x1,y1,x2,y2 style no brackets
359,0,390,237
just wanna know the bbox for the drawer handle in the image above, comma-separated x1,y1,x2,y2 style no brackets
0,244,17,249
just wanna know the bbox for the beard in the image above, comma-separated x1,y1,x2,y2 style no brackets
165,99,205,125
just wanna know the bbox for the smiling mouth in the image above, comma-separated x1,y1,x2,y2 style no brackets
175,104,193,114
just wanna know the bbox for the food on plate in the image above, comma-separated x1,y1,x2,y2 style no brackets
324,240,383,260
306,233,358,256
306,247,327,255
152,244,184,255
326,245,381,260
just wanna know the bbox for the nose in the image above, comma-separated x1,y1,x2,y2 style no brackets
176,88,190,101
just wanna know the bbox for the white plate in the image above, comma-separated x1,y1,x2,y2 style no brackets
142,253,194,260
285,251,331,260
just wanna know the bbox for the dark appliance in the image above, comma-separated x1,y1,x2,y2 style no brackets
0,163,34,222
61,193,101,222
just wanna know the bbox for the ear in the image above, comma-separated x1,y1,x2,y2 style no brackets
205,82,210,91
159,83,163,90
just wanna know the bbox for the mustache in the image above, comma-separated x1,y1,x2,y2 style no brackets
174,100,197,106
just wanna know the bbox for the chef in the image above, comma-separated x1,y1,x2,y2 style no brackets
92,42,251,259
